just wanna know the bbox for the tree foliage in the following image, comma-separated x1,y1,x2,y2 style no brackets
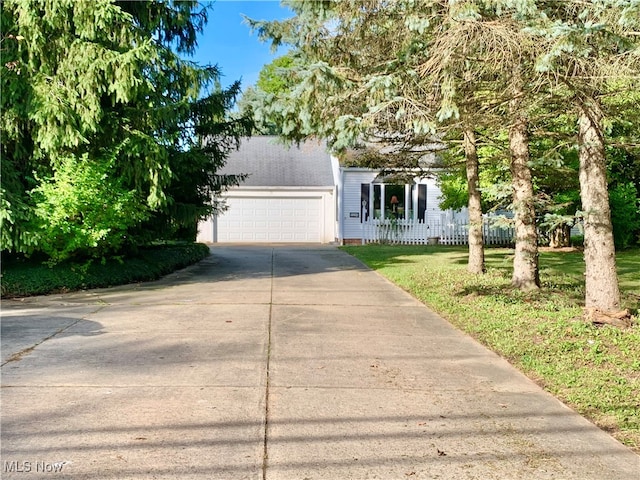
1,0,251,261
239,55,298,135
29,148,147,262
246,0,640,311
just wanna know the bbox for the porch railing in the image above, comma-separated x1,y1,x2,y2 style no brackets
361,217,514,246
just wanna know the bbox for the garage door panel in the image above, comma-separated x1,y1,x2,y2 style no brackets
217,196,323,243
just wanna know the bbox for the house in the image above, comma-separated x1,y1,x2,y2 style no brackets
337,167,467,245
196,136,338,243
197,136,510,245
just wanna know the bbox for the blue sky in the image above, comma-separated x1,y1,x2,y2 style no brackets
188,1,293,91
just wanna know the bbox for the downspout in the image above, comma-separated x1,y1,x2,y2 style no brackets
213,210,218,243
333,156,344,244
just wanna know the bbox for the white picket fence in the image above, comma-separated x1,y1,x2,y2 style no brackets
362,217,514,246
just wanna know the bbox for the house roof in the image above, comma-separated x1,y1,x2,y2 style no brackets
219,136,335,187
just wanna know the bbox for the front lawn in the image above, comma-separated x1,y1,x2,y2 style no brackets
342,245,640,452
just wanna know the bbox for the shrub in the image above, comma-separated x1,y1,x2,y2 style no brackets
1,243,210,298
29,151,149,262
610,182,640,249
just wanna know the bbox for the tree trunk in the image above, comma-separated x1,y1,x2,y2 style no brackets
509,90,540,291
464,128,485,274
578,97,620,311
549,224,571,248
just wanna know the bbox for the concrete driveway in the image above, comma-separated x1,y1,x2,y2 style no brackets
1,245,638,479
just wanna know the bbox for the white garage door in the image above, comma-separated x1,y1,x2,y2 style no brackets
217,196,323,242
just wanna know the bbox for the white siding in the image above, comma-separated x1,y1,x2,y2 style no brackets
340,169,378,241
426,180,444,223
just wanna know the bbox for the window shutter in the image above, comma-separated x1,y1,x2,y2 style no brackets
417,184,427,221
360,184,370,222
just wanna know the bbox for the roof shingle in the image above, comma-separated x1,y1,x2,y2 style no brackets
218,136,335,187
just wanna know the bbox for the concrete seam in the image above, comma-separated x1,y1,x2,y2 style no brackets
262,248,275,480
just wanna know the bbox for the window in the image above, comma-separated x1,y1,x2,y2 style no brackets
373,184,410,219
385,184,404,218
361,182,427,221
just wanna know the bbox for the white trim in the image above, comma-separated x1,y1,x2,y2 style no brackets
229,186,334,193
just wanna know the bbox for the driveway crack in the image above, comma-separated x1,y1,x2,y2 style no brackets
262,248,275,479
1,306,106,367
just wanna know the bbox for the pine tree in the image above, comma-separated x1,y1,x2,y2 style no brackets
247,0,639,305
248,1,545,280
529,0,640,313
247,1,490,272
1,0,251,260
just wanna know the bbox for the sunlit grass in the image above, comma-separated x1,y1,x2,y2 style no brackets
342,245,640,451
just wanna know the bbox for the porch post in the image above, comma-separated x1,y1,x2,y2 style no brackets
369,183,374,219
361,199,366,245
404,184,411,220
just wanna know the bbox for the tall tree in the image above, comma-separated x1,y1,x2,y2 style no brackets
247,1,493,273
463,128,486,273
414,2,544,286
508,72,540,290
529,0,640,312
1,0,251,260
577,97,620,309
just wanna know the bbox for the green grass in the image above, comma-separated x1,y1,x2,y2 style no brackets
342,245,640,452
1,242,211,298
